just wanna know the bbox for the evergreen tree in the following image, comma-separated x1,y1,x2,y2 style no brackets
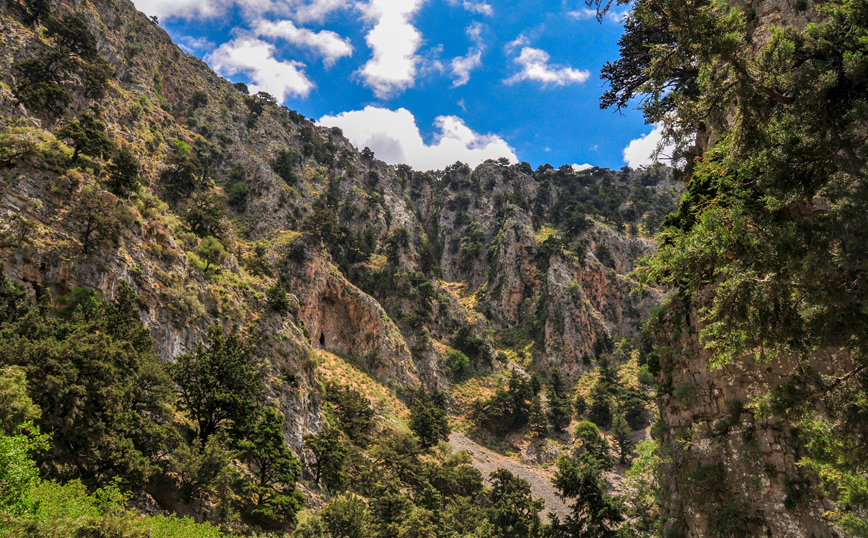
107,147,140,197
57,113,114,161
238,409,304,527
409,390,451,449
546,369,572,432
170,325,261,445
610,415,635,465
303,427,348,491
528,396,549,438
487,468,543,538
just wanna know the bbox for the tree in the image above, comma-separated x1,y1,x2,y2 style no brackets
326,384,375,448
196,236,228,272
610,415,635,464
167,435,237,503
528,396,549,438
303,427,348,491
0,366,40,436
57,113,113,161
170,325,262,445
271,149,301,186
611,0,868,531
107,147,140,197
162,140,206,200
409,390,451,449
72,187,122,254
546,369,572,432
552,452,624,538
185,192,227,239
486,469,543,538
189,91,208,111
573,421,614,471
322,494,369,538
238,409,304,527
0,282,176,489
266,281,291,314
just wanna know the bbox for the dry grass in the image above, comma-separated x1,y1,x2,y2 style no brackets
314,350,410,432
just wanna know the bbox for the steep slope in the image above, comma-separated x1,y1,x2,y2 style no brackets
0,0,679,529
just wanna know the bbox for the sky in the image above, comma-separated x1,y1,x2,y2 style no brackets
131,0,667,172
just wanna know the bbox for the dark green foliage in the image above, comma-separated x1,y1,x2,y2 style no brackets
552,451,624,538
546,369,572,432
473,370,533,432
303,427,348,491
162,140,206,201
573,421,614,471
0,281,176,490
170,325,262,444
587,385,613,429
12,13,112,114
528,396,549,438
487,468,543,538
73,187,122,254
23,0,51,25
621,387,650,430
266,281,291,314
238,409,304,528
227,181,248,210
593,243,615,270
107,147,140,197
185,192,227,239
189,91,208,111
610,415,635,464
271,149,301,185
57,114,114,161
409,390,450,449
326,384,376,448
167,435,236,503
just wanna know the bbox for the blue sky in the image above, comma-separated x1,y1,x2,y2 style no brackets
132,0,665,171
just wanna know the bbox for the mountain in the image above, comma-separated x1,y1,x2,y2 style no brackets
0,0,681,535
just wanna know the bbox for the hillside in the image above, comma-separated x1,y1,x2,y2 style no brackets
0,0,681,535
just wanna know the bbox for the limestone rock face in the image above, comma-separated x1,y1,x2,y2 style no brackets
654,298,850,537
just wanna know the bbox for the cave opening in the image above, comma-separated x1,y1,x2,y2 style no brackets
319,332,325,346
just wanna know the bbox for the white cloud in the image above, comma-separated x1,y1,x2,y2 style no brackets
178,36,216,53
319,106,517,170
133,0,353,22
132,0,229,20
567,8,597,19
623,124,675,168
506,46,590,86
207,38,314,101
572,163,593,172
359,0,425,98
568,6,628,22
505,34,530,51
253,19,352,66
450,22,485,87
446,0,493,15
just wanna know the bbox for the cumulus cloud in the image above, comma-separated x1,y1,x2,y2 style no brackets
623,124,675,168
572,163,594,172
568,5,628,22
207,38,314,101
133,0,353,23
451,23,485,87
319,106,517,170
253,19,352,66
505,46,589,86
359,0,425,98
133,0,229,20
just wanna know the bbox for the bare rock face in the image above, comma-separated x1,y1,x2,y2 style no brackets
293,256,418,391
654,298,849,538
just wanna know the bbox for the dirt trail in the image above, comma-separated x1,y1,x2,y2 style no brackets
448,432,571,522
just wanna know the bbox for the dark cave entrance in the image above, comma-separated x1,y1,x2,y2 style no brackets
319,332,325,346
